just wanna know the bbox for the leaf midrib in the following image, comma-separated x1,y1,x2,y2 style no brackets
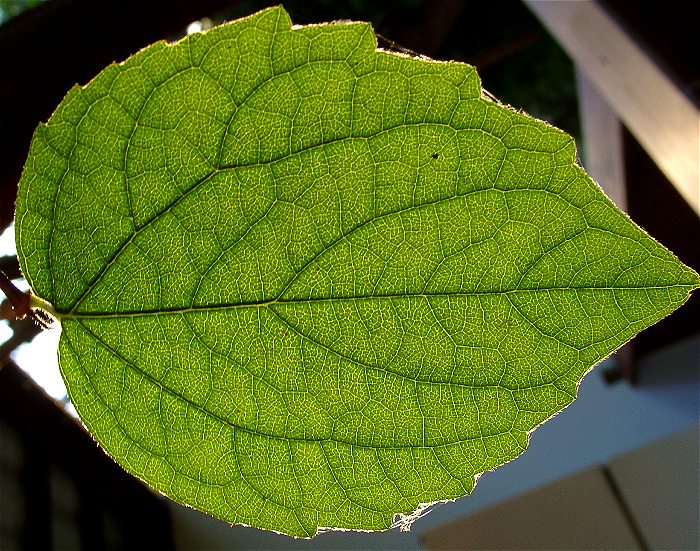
60,284,695,320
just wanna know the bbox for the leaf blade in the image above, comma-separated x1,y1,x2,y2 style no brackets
16,6,699,536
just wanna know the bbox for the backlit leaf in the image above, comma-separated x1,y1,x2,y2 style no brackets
15,6,699,536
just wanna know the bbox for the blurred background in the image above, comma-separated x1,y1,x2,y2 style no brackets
0,1,698,549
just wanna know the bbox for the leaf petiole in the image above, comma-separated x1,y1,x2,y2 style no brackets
0,269,55,328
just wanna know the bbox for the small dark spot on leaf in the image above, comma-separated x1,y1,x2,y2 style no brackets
431,153,439,159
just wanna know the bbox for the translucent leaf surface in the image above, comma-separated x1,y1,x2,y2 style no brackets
15,6,699,536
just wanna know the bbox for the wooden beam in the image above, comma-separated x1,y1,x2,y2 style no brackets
576,69,627,211
524,0,699,215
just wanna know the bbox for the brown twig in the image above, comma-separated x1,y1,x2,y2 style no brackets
0,255,22,280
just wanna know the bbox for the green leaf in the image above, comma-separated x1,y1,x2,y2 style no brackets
14,6,699,537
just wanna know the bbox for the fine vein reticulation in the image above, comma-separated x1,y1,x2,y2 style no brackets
15,6,699,537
